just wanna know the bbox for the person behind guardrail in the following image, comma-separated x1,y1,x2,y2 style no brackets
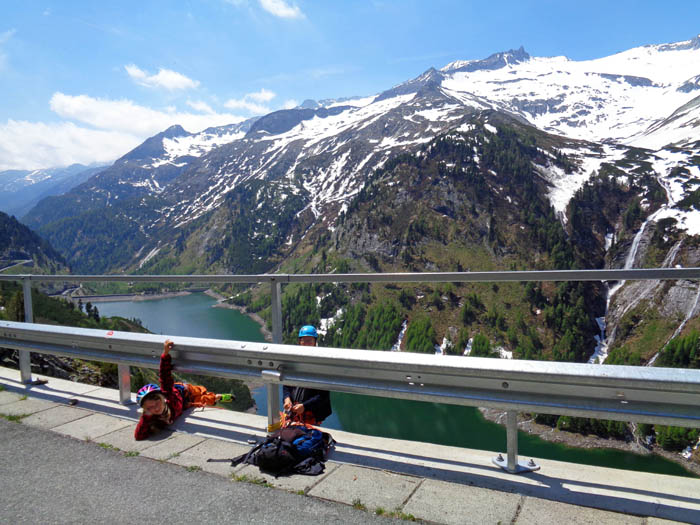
282,325,332,426
134,339,234,440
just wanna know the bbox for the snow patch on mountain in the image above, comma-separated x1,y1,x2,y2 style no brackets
653,207,700,236
440,36,700,148
138,246,161,268
260,93,418,150
131,176,163,193
157,130,245,166
411,105,462,122
536,144,625,215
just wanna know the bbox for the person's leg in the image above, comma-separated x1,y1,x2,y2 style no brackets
185,384,218,406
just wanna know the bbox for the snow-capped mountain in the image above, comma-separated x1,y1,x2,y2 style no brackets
24,34,700,277
440,36,700,149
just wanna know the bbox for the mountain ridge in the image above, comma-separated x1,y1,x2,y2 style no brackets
23,34,700,278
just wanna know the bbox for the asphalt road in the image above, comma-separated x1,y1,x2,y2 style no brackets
0,419,397,524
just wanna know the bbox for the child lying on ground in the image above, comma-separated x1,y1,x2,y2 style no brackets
134,339,233,440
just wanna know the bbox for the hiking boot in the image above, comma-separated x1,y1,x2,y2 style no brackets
219,393,235,403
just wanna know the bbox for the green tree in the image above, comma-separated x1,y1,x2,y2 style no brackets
6,290,24,321
470,333,499,358
404,317,436,353
656,330,700,369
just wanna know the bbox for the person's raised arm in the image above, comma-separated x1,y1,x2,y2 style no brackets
159,339,175,392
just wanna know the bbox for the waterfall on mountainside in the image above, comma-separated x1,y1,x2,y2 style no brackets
589,212,660,364
391,320,407,351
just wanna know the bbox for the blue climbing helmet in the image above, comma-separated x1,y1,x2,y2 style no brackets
136,383,161,406
298,325,318,339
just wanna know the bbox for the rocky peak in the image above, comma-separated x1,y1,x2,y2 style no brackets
441,46,530,74
374,67,445,102
118,125,190,163
657,34,700,52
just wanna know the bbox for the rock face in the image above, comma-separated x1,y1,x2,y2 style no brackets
0,211,66,273
0,348,117,388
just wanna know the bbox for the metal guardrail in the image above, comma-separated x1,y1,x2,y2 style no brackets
3,269,700,473
2,321,700,474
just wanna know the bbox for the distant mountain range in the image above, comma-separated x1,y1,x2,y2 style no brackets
13,34,700,366
0,164,107,218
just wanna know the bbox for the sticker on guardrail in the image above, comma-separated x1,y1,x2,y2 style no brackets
106,331,114,337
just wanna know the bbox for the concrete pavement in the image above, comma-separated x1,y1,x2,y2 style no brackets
1,366,698,524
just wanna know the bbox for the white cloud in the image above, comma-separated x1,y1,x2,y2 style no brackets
247,88,276,103
125,64,200,91
0,120,139,171
49,92,243,136
187,100,215,114
224,99,270,114
283,99,298,109
259,0,304,19
224,88,278,115
0,93,247,170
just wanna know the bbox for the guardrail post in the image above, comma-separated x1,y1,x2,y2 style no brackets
19,278,33,383
266,279,283,432
506,411,519,471
270,279,283,344
118,365,132,404
492,411,540,474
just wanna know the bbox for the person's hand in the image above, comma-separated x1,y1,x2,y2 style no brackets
283,398,292,411
163,339,174,355
292,403,304,415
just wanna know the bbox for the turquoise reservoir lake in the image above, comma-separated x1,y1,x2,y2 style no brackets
96,292,695,477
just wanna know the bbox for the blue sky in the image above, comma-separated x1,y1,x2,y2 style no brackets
1,0,698,170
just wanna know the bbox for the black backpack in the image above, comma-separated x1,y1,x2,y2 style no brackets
225,425,333,478
254,437,300,475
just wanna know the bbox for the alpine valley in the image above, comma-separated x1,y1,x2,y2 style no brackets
17,33,700,398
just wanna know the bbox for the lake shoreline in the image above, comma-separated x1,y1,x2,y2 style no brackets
480,407,700,476
71,291,193,303
84,288,274,342
204,289,273,343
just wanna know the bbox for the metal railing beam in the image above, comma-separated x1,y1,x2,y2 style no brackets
2,321,699,428
2,267,700,285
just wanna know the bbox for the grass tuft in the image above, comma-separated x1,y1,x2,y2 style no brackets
1,414,28,423
232,474,272,487
352,499,367,511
